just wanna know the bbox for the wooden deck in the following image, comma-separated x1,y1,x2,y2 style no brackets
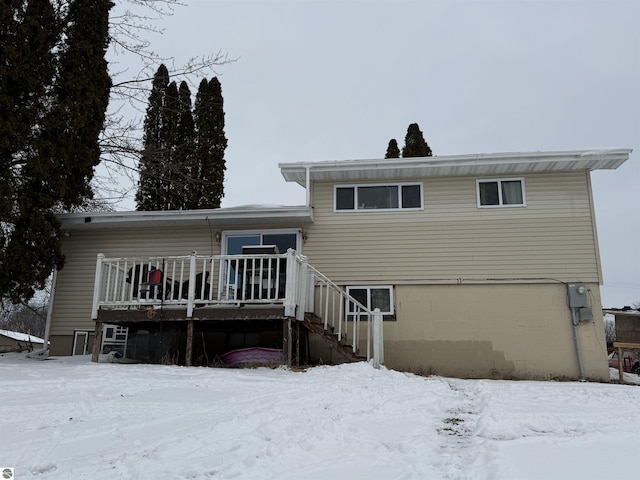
96,305,287,323
91,251,383,368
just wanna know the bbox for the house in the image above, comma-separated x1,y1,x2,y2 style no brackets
0,329,45,353
49,148,632,380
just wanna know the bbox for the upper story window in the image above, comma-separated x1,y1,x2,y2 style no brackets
335,183,422,211
476,178,525,208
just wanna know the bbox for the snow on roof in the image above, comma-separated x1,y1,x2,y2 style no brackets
603,309,640,317
0,329,44,344
222,204,290,209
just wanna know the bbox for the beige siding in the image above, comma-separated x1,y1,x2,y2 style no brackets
378,283,609,380
51,223,288,337
303,171,600,284
52,226,211,337
49,334,74,356
51,170,606,378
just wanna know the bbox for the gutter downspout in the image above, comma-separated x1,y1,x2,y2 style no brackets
570,307,586,381
26,269,57,360
305,166,311,207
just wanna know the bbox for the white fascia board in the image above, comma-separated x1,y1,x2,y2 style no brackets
279,148,633,186
58,205,313,231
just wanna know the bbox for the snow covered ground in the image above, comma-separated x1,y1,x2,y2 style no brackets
1,354,639,480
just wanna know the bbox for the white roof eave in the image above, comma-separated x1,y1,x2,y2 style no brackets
279,148,632,187
58,205,314,231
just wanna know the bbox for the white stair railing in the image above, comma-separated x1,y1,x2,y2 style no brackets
91,250,384,368
287,250,384,367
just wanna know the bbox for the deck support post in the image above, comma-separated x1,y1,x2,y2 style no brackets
372,308,384,369
284,249,298,317
91,321,103,362
186,253,197,318
185,320,194,367
91,254,104,320
284,317,293,368
295,320,300,367
617,344,624,382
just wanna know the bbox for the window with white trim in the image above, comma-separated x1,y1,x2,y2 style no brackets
335,183,422,211
476,178,525,208
222,230,301,255
346,285,395,320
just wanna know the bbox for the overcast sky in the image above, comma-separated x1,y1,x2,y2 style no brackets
110,0,639,307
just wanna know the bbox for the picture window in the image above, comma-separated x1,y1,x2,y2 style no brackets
335,183,422,211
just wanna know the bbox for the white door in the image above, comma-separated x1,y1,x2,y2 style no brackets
72,330,92,355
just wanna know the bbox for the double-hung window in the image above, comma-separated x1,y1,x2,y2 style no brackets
476,178,525,208
346,285,394,320
335,183,422,211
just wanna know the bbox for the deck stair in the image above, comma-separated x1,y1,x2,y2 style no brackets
91,249,384,368
302,313,365,363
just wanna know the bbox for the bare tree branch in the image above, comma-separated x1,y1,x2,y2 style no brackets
95,0,236,209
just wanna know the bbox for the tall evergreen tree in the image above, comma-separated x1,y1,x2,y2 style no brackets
174,81,195,210
385,139,400,159
193,77,227,209
1,0,58,258
0,0,113,303
1,0,59,305
0,0,58,173
136,64,169,211
30,0,113,208
136,73,227,211
160,81,181,210
401,123,433,158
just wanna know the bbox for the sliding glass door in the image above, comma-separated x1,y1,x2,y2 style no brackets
221,230,300,301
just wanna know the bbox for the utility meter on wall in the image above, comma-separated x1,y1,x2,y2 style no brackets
567,282,593,322
567,283,588,308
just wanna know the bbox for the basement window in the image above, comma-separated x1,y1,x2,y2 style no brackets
335,183,422,211
477,178,525,208
346,285,395,320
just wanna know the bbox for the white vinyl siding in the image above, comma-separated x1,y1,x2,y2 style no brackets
305,172,600,285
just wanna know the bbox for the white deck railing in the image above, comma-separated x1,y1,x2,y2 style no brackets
91,249,383,367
